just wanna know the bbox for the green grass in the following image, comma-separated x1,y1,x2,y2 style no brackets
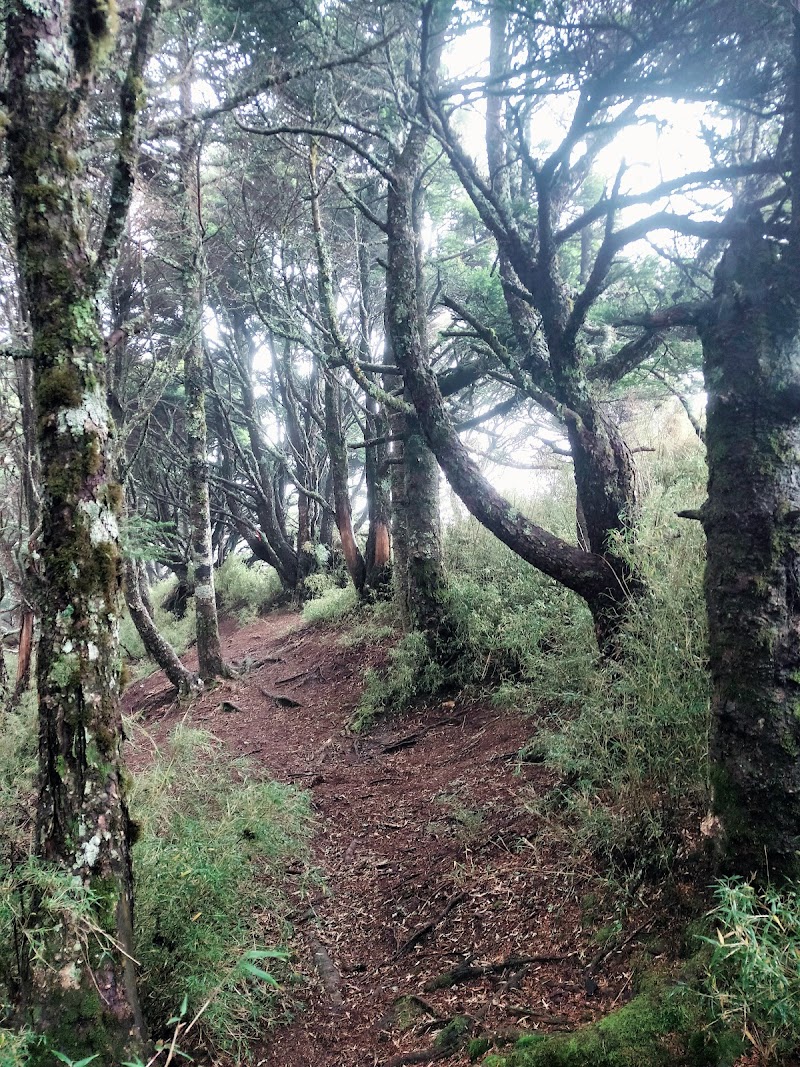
118,575,196,664
0,718,313,1066
130,723,313,1062
703,878,800,1061
215,555,283,623
302,581,359,625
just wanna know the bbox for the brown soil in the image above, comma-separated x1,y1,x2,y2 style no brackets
122,610,713,1067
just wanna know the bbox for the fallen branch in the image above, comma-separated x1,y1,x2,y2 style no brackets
309,936,344,1010
424,953,571,991
383,1048,451,1067
381,716,462,755
260,688,302,708
397,892,467,956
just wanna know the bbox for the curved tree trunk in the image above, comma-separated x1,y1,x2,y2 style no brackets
123,559,199,696
7,0,158,1055
699,229,800,879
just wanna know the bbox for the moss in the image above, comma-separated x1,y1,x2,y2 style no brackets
435,1015,472,1050
486,986,742,1067
94,541,120,600
470,1038,493,1061
36,363,83,412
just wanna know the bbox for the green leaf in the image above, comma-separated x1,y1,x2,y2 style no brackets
241,948,289,962
237,960,280,986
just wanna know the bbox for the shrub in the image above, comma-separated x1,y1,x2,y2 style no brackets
302,583,359,626
130,723,312,1062
215,555,283,622
704,878,800,1061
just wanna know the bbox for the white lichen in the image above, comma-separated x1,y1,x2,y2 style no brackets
57,388,108,439
78,500,119,545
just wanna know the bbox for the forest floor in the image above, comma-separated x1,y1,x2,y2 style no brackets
122,609,703,1067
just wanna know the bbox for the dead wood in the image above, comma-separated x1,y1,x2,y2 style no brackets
424,953,570,991
309,935,344,1010
381,716,463,755
383,1048,451,1067
396,892,467,956
260,688,302,707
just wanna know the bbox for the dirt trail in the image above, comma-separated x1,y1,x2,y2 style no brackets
123,611,646,1067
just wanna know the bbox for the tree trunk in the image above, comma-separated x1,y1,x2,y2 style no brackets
386,130,450,640
123,559,199,697
324,372,367,591
179,64,226,681
699,229,800,879
357,220,392,596
7,0,156,1053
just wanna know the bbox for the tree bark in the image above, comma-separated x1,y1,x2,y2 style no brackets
123,559,199,696
324,372,367,591
698,228,800,878
386,129,450,638
179,62,227,680
6,0,157,1054
357,218,393,596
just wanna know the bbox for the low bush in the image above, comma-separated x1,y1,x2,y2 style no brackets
302,582,359,626
0,719,312,1066
215,554,283,622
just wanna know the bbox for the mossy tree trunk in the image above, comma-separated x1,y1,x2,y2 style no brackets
6,0,159,1056
698,227,800,879
357,220,393,596
386,127,450,641
178,64,227,681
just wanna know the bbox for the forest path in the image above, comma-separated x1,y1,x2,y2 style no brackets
123,611,633,1067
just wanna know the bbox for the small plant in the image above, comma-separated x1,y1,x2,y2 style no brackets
703,877,800,1061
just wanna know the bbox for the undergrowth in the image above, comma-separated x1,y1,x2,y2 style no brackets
119,574,195,664
130,723,312,1062
703,878,800,1062
215,555,283,622
0,719,312,1065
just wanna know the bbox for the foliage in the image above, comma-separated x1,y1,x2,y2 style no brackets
354,630,446,731
215,554,283,622
0,718,311,1065
130,723,312,1062
337,598,400,649
301,578,359,626
520,439,709,882
703,878,800,1061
